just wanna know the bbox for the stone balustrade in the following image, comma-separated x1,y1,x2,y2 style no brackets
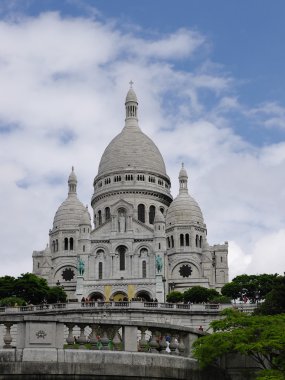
0,316,201,359
0,301,228,315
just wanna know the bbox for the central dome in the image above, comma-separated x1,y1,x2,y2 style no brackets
98,126,167,176
97,86,167,178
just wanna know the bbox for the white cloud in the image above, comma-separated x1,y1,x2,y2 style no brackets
0,9,284,282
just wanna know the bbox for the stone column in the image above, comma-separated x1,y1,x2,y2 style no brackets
123,326,138,352
66,323,75,347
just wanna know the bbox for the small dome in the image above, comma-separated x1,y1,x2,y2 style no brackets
166,164,204,227
80,207,91,226
166,192,204,227
53,168,86,230
53,196,86,230
125,88,138,103
68,166,77,183
179,163,188,179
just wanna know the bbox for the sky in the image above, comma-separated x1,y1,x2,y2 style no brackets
0,0,285,279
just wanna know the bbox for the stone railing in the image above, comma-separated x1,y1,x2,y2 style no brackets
0,301,229,314
0,316,202,358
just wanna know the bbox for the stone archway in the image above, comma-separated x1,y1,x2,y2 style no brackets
111,291,128,301
88,292,105,301
135,290,152,302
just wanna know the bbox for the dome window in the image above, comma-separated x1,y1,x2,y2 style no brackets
52,240,55,252
99,262,103,279
137,174,145,181
200,236,203,248
98,181,102,188
114,175,121,182
64,238,68,250
105,207,110,221
180,234,184,247
195,235,199,247
149,205,155,224
83,245,85,252
125,174,133,181
148,176,155,183
104,177,111,185
56,239,58,251
158,179,164,186
160,207,164,214
69,238,74,250
118,246,126,271
138,204,145,223
185,234,190,246
142,260,146,278
167,237,171,248
171,236,174,248
98,210,102,226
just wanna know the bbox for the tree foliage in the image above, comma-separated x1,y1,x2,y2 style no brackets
166,291,183,303
192,309,285,379
221,274,283,303
0,273,67,305
255,277,285,316
0,296,26,306
46,286,67,304
184,286,219,303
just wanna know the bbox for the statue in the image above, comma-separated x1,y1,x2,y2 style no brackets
78,257,85,276
118,211,126,232
156,255,163,273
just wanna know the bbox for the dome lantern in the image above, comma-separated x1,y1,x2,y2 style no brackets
179,163,188,194
68,166,77,195
125,80,138,121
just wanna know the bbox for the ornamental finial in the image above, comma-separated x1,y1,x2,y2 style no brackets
129,80,134,88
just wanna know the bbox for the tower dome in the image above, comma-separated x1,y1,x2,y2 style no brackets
97,85,167,177
166,164,204,227
53,167,86,230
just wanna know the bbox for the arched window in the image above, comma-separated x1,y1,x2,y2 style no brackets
118,246,126,271
195,235,199,247
158,243,161,249
56,239,58,251
83,245,85,252
171,235,174,248
105,207,110,221
99,262,103,279
52,241,55,252
64,238,68,250
98,210,102,226
167,237,170,248
149,205,155,224
185,234,190,247
159,207,164,214
142,261,146,278
70,237,73,250
180,234,184,247
200,236,203,248
138,204,145,223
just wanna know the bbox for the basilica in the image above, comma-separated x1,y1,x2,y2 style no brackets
33,86,229,302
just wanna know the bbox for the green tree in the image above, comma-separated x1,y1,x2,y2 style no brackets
221,274,282,303
166,291,183,303
0,276,16,299
192,309,285,379
0,296,26,306
13,273,50,304
255,278,285,316
183,286,215,303
47,287,67,304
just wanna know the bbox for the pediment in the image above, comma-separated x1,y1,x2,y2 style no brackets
132,219,154,236
111,198,134,213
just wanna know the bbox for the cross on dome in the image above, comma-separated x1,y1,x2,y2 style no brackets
129,80,134,88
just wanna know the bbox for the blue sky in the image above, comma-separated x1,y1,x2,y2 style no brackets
0,0,285,277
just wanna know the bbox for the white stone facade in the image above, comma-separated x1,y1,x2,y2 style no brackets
33,86,229,301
